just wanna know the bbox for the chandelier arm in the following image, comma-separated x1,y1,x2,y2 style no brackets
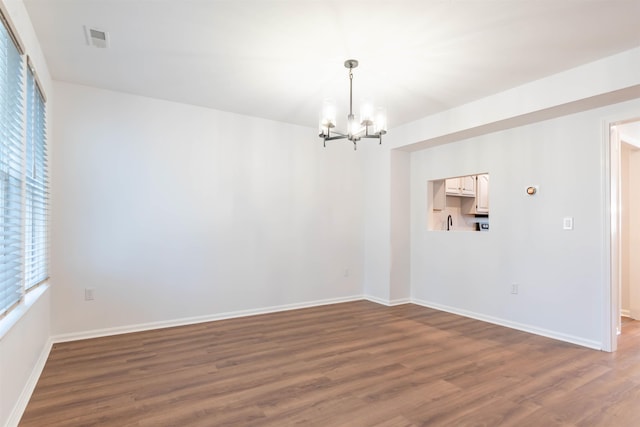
327,129,348,138
324,134,348,141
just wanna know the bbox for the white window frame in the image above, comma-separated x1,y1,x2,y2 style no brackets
0,8,48,319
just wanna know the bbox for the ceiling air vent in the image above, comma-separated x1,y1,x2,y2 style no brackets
84,26,109,48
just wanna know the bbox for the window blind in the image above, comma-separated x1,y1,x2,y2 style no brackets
25,62,48,289
0,17,25,315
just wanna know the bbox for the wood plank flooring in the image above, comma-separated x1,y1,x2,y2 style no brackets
19,301,640,426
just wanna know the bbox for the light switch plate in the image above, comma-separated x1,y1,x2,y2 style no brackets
563,217,573,230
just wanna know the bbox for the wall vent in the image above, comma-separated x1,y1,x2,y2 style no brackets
84,26,109,48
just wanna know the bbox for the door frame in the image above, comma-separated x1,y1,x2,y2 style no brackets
604,113,640,352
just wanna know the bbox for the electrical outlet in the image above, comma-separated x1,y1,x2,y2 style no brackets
563,217,574,230
85,288,95,301
511,284,519,294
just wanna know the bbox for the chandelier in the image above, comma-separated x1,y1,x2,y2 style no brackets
318,59,387,150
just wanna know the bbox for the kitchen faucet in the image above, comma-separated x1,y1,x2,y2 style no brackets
447,215,453,231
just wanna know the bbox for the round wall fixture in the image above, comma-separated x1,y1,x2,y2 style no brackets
526,186,537,195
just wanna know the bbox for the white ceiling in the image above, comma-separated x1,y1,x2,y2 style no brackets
23,0,640,130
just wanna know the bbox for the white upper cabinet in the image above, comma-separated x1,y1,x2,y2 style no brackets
445,178,460,194
445,176,476,197
475,174,490,213
460,175,476,196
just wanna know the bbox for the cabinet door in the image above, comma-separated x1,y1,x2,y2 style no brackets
445,178,460,195
460,175,476,196
476,174,489,213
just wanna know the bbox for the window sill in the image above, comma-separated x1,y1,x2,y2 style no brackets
0,283,49,341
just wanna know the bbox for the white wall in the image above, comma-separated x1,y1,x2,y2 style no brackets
50,82,365,337
362,147,412,305
0,1,54,426
621,142,631,315
389,47,640,151
362,48,640,349
389,150,411,303
630,148,640,319
409,99,640,348
0,289,50,427
624,143,640,319
363,47,640,308
362,145,392,302
620,123,640,319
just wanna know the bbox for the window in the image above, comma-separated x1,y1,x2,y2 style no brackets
25,62,48,289
24,64,49,289
0,12,25,315
0,11,48,317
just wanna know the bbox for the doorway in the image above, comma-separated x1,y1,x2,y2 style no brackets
609,118,640,351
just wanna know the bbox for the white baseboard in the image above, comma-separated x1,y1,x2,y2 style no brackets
389,298,411,306
51,295,603,351
6,338,53,427
411,298,602,351
621,309,631,318
364,295,411,306
52,295,365,343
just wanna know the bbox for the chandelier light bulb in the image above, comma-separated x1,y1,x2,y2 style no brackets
374,107,388,135
349,115,361,137
360,102,374,126
320,100,336,136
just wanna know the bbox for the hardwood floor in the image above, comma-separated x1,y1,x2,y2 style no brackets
19,301,640,426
